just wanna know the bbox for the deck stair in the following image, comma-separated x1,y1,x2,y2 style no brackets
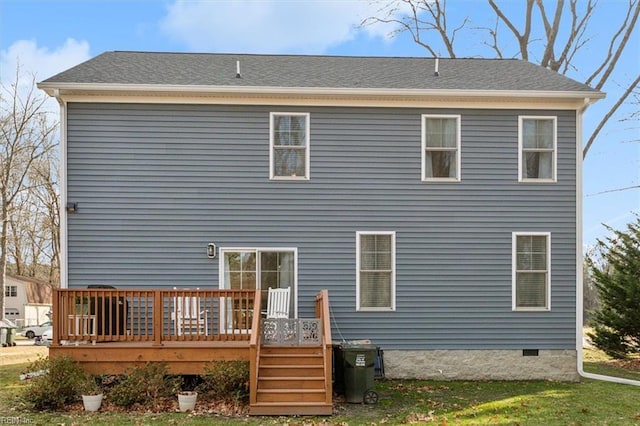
249,290,333,416
250,345,332,415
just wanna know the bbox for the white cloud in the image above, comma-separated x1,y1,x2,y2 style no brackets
1,38,91,112
1,38,91,86
160,0,391,53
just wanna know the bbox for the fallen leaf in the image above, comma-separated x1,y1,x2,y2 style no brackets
406,411,436,423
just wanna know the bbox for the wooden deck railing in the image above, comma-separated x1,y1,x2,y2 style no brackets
315,289,333,404
52,288,258,346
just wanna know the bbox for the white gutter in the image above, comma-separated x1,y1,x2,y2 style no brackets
576,98,640,386
37,81,606,101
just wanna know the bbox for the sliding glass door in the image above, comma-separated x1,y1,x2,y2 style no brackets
220,248,296,330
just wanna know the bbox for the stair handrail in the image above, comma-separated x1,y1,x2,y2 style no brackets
315,289,332,346
315,289,333,405
249,289,262,408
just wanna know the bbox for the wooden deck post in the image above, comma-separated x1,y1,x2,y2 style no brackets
152,290,163,346
52,289,61,347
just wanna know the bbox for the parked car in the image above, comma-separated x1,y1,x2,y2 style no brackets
39,328,53,346
21,321,52,339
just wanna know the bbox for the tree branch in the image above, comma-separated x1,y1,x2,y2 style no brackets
587,185,640,196
479,17,505,58
489,0,534,60
583,73,640,158
557,0,594,73
585,0,640,89
361,0,468,58
537,0,565,70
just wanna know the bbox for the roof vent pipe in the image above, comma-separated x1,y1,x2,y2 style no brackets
236,60,241,78
434,58,439,77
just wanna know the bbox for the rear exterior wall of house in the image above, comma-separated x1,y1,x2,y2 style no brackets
65,103,578,379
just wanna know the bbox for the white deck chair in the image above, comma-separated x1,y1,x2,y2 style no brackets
172,289,208,336
265,287,291,319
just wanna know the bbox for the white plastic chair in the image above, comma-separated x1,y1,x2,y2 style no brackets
265,287,291,319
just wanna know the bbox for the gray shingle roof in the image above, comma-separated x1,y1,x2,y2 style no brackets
41,51,600,94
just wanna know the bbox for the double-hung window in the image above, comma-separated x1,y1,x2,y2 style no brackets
5,285,17,297
270,112,310,180
356,232,396,311
519,116,556,182
422,114,461,181
513,233,551,311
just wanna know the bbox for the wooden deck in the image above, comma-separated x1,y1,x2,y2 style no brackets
51,287,333,415
49,340,250,375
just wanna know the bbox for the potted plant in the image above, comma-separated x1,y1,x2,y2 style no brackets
79,376,103,412
177,390,197,412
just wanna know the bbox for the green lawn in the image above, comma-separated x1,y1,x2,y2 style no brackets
583,347,640,382
1,353,639,425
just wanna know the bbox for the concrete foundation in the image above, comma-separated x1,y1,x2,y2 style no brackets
383,349,578,381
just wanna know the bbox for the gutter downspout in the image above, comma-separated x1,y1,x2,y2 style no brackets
52,90,68,290
576,97,639,386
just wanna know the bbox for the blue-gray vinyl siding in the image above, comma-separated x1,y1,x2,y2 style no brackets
66,103,577,350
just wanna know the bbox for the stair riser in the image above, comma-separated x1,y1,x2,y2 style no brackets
257,393,327,403
258,379,325,390
249,404,333,416
260,347,322,356
259,356,323,365
259,367,324,377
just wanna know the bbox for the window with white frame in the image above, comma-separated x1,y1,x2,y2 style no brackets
513,233,551,310
5,285,17,297
422,115,461,181
270,113,310,180
357,232,395,311
519,116,557,182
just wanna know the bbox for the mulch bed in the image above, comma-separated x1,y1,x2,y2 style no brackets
610,358,640,370
67,395,249,416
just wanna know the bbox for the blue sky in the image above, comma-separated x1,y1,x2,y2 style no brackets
1,0,638,248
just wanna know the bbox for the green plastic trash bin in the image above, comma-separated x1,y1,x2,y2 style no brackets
6,326,16,346
333,343,346,395
342,344,378,404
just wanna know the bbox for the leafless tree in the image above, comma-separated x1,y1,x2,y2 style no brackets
6,153,60,282
362,0,640,159
7,192,30,275
29,153,60,283
1,68,58,320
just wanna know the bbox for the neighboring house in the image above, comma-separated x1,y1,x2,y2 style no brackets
38,52,603,385
4,275,53,327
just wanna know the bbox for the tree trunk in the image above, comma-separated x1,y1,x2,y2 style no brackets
1,201,8,321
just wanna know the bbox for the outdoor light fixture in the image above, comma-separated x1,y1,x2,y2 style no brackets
66,202,78,213
207,243,217,259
